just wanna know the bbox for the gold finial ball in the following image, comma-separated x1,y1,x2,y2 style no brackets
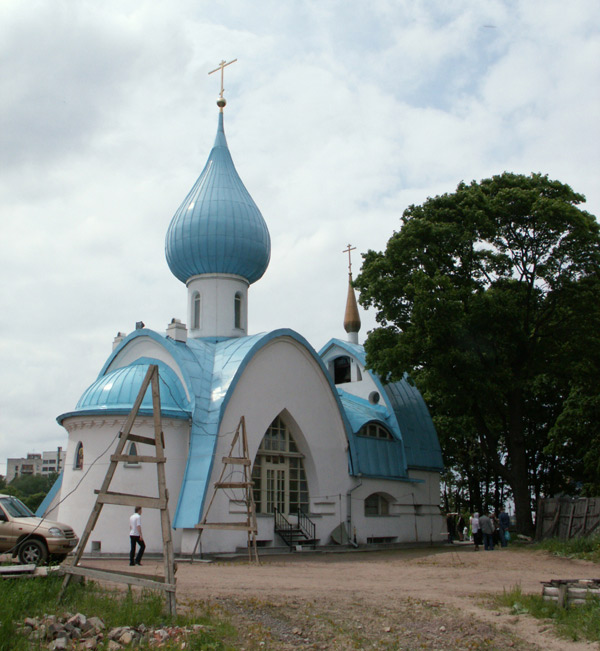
217,97,227,108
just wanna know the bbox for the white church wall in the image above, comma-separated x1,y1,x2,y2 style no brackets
56,416,189,554
321,344,385,405
408,469,445,544
192,335,351,554
346,475,443,546
186,273,249,338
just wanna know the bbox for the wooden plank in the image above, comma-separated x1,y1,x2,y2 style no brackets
119,433,157,446
549,501,562,538
95,492,166,509
63,566,175,592
110,454,166,464
557,583,568,608
582,498,589,536
65,366,158,574
567,502,576,539
59,365,177,615
68,565,169,583
118,366,156,443
0,564,36,576
150,371,176,616
196,522,257,531
222,456,251,466
193,415,259,565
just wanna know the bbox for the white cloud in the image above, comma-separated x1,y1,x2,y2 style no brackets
1,0,599,474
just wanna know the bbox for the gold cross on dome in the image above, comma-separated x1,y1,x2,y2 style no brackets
343,243,356,275
208,59,238,98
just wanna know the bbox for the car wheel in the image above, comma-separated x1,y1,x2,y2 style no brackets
18,539,49,565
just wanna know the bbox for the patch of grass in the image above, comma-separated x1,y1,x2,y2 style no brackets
534,534,600,562
497,585,600,643
0,575,237,651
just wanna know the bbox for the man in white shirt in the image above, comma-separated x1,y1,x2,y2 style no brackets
129,506,145,566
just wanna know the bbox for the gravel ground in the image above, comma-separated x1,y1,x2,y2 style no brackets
82,544,599,650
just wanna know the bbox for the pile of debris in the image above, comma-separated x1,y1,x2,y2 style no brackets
16,613,209,649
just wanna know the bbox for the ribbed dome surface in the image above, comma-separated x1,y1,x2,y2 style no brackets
75,362,189,416
165,112,271,284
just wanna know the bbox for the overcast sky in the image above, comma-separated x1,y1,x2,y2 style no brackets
1,0,599,476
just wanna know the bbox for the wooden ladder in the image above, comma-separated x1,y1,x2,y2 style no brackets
58,364,177,614
195,416,259,563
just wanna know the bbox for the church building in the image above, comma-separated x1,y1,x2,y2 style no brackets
40,67,444,556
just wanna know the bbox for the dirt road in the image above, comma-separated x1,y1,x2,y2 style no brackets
85,545,599,650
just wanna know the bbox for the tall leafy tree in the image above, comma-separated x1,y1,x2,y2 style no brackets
6,473,58,511
355,173,600,535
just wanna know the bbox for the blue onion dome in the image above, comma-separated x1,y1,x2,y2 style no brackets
65,362,190,420
165,112,271,285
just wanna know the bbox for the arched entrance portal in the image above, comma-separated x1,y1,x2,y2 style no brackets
251,415,309,515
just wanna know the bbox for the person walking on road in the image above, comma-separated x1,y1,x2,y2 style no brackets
129,506,145,566
471,512,482,551
498,508,510,548
479,512,495,551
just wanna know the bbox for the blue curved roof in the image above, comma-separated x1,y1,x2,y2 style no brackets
338,391,408,480
93,328,354,529
319,338,444,473
57,359,191,423
165,111,271,285
383,381,443,471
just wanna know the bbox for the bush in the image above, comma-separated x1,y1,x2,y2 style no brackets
536,535,600,562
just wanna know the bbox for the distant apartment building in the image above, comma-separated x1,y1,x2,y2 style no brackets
5,448,64,483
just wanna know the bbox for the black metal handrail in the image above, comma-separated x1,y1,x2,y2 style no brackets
273,507,294,547
297,507,316,545
273,507,317,549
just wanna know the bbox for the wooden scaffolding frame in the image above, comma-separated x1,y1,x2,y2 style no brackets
195,416,259,562
58,364,177,615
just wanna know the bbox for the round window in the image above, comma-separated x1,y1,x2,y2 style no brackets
368,391,380,404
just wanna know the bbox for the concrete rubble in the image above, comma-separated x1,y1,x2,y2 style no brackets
16,613,209,649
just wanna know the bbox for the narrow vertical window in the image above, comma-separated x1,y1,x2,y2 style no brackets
125,442,139,467
74,442,84,470
192,292,201,330
234,292,242,329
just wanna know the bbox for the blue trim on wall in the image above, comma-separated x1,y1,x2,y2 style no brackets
35,472,63,518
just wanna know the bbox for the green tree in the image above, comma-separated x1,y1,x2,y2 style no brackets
355,173,600,535
545,322,600,496
7,473,58,511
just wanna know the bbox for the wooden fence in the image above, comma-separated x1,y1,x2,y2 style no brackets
535,496,600,541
